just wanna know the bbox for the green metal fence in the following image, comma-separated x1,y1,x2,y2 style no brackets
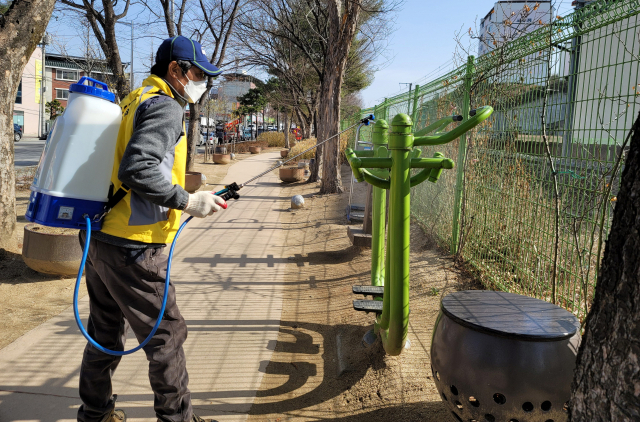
344,0,640,321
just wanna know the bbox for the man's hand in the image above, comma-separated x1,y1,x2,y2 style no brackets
184,192,227,218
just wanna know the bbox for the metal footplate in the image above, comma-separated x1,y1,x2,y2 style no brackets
353,299,383,314
352,285,384,298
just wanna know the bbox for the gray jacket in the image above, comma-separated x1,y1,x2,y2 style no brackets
93,82,190,248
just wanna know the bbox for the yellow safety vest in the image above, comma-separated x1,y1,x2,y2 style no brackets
100,75,187,244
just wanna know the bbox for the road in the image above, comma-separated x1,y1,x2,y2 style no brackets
14,137,45,167
14,137,211,168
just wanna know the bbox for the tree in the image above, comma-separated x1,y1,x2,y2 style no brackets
58,0,132,99
183,0,242,171
0,0,57,250
569,112,640,420
50,20,119,91
45,100,65,120
238,87,267,138
238,0,394,192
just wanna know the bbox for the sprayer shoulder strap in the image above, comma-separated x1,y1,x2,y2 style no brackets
104,183,130,213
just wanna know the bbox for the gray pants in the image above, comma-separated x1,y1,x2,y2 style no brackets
78,233,193,422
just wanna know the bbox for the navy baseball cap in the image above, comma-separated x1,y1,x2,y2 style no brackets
156,36,222,77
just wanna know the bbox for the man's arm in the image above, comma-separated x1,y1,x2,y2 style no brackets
118,97,189,210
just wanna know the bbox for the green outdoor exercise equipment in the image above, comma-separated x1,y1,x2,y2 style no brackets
346,106,494,355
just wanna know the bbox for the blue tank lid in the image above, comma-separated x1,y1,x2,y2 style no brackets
69,76,116,103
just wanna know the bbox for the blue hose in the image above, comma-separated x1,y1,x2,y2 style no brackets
74,214,194,356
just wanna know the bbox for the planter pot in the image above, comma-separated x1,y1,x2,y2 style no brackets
279,167,305,183
249,146,262,154
212,153,231,164
185,171,206,193
280,149,289,158
22,224,82,276
215,146,227,154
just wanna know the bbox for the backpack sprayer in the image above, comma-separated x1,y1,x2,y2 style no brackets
26,76,375,356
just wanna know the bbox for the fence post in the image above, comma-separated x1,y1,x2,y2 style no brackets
451,55,475,255
410,85,421,125
382,98,388,121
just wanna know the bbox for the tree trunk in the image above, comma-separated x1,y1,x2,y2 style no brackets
317,0,360,194
0,0,56,251
186,102,200,171
80,2,130,100
570,112,640,421
284,112,290,149
100,6,130,99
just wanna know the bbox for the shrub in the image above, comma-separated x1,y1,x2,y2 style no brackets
287,135,351,164
289,138,317,161
257,131,285,147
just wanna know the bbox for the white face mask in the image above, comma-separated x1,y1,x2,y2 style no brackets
178,73,208,103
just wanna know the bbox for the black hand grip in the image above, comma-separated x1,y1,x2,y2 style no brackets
469,109,477,117
453,115,463,121
220,191,240,201
218,182,241,201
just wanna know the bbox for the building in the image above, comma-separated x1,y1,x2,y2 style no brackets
568,0,640,148
14,47,125,138
217,72,260,106
13,46,43,137
478,1,553,57
44,52,120,109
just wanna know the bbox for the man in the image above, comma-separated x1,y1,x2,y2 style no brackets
78,36,225,422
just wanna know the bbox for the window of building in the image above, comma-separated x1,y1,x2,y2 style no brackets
56,89,70,100
56,69,79,81
15,79,22,104
13,110,24,130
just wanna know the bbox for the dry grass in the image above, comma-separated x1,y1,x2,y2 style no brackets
290,138,317,161
257,131,286,148
15,166,36,191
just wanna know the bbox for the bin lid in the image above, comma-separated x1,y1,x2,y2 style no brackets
69,76,116,103
441,290,580,341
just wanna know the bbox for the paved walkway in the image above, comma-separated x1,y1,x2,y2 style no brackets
0,152,286,421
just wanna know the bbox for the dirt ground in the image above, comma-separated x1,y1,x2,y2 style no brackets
247,165,479,422
0,151,258,350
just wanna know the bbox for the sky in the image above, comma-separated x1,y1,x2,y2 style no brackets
358,0,576,108
44,0,577,109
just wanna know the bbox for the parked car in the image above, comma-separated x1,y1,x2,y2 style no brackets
199,132,216,146
14,124,22,142
267,125,277,131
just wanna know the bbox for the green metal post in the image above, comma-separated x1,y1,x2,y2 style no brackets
379,113,413,356
347,106,491,356
370,120,389,287
451,56,475,255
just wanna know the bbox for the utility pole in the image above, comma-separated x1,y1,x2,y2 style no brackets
116,21,134,91
39,33,50,139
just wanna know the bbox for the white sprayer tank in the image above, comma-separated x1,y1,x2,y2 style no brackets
26,77,122,229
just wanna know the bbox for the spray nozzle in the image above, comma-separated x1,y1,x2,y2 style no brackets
216,182,241,202
360,114,375,126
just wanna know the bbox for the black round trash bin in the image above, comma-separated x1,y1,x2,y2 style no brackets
431,290,581,422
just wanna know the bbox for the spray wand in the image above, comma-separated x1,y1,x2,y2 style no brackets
212,114,376,203
74,114,375,356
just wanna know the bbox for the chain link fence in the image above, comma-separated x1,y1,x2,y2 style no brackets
344,0,640,320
